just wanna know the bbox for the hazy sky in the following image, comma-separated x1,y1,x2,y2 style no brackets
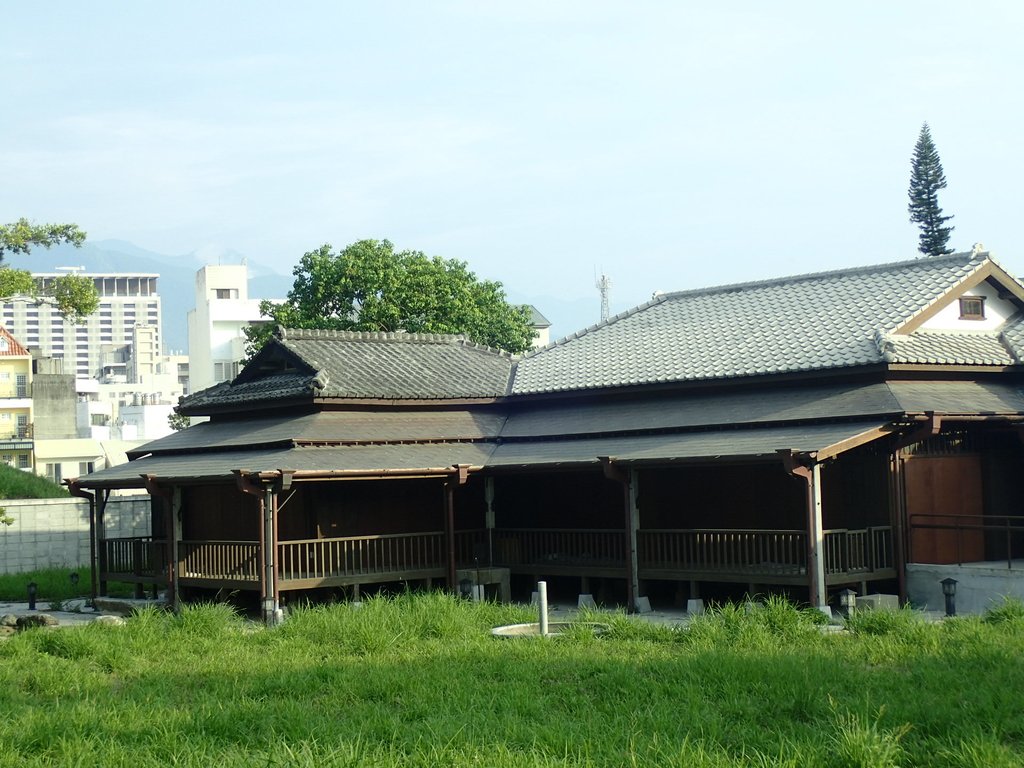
3,3,1022,336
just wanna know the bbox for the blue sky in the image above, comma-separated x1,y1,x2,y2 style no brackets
2,3,1022,337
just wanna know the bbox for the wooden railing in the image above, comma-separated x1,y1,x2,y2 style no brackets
102,536,167,581
639,528,807,576
823,527,893,574
277,531,445,581
909,514,1024,569
493,528,626,568
179,540,259,581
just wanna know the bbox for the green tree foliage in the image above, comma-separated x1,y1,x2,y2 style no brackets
0,219,99,322
168,411,191,431
908,123,955,257
245,239,535,356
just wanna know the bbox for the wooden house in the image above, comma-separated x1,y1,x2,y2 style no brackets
71,249,1024,621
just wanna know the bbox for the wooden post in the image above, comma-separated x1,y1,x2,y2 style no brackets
97,490,108,596
890,453,908,604
806,463,827,610
445,480,456,589
627,468,641,611
170,488,182,612
778,452,827,611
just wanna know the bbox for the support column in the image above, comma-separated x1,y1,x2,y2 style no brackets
806,463,826,610
97,491,108,596
890,453,908,604
170,488,182,612
779,452,827,611
261,483,281,625
627,468,641,611
484,476,495,566
445,465,471,590
600,457,640,613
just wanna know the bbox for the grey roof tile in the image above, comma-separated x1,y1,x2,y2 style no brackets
181,330,515,413
501,383,902,438
878,330,1015,366
886,381,1024,414
130,410,506,457
512,251,991,394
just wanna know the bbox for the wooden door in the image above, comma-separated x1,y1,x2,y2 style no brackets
904,455,985,564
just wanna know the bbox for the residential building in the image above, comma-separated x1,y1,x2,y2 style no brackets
0,272,162,382
186,264,272,395
0,328,34,470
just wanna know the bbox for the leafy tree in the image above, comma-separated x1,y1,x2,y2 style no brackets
245,239,535,356
0,218,86,259
168,411,191,431
908,123,955,257
0,219,99,322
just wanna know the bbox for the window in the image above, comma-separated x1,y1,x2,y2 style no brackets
17,454,29,468
47,463,61,484
78,461,94,475
959,296,985,320
214,288,238,299
0,339,7,352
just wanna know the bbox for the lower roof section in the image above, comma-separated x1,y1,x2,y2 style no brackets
76,420,893,489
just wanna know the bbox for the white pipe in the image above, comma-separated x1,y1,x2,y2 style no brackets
538,580,548,636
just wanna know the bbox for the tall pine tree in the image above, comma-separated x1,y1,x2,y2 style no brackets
908,123,955,257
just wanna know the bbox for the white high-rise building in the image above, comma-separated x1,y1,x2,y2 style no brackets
187,264,273,395
0,272,162,381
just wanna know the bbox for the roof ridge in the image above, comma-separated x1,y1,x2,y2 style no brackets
656,249,985,303
276,326,517,359
520,294,672,359
524,251,986,361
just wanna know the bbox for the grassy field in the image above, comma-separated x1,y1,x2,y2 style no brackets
0,593,1022,767
0,567,132,604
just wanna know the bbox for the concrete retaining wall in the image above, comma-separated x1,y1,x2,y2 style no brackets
0,495,151,574
907,562,1024,615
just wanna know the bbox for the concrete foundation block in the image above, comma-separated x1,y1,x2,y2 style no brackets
686,598,705,615
857,593,900,612
635,596,652,613
577,593,596,609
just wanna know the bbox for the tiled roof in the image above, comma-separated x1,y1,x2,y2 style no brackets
129,410,506,456
877,330,1017,366
179,372,314,412
0,326,29,357
179,329,515,413
512,251,992,394
267,329,513,400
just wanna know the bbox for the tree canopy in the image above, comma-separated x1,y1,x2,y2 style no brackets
0,219,99,322
246,239,535,357
908,123,955,257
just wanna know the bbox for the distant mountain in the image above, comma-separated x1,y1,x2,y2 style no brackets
3,240,289,354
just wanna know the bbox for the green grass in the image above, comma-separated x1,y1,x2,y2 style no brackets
0,567,133,603
0,594,1022,766
0,463,69,499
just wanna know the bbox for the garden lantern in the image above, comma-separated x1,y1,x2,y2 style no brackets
838,588,857,617
940,577,958,617
27,581,37,611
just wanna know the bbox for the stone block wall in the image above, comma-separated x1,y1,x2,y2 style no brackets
0,495,152,574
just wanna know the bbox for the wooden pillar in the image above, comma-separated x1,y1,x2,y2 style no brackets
169,488,182,612
600,457,639,612
627,468,641,610
261,483,281,625
97,490,108,596
806,463,826,610
890,453,908,604
484,476,495,566
779,451,827,611
445,480,457,588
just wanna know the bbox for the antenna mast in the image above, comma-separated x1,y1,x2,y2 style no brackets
596,273,612,322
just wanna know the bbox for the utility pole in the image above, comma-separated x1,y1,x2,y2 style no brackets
596,273,611,322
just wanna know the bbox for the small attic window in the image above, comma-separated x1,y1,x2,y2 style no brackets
959,296,986,320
